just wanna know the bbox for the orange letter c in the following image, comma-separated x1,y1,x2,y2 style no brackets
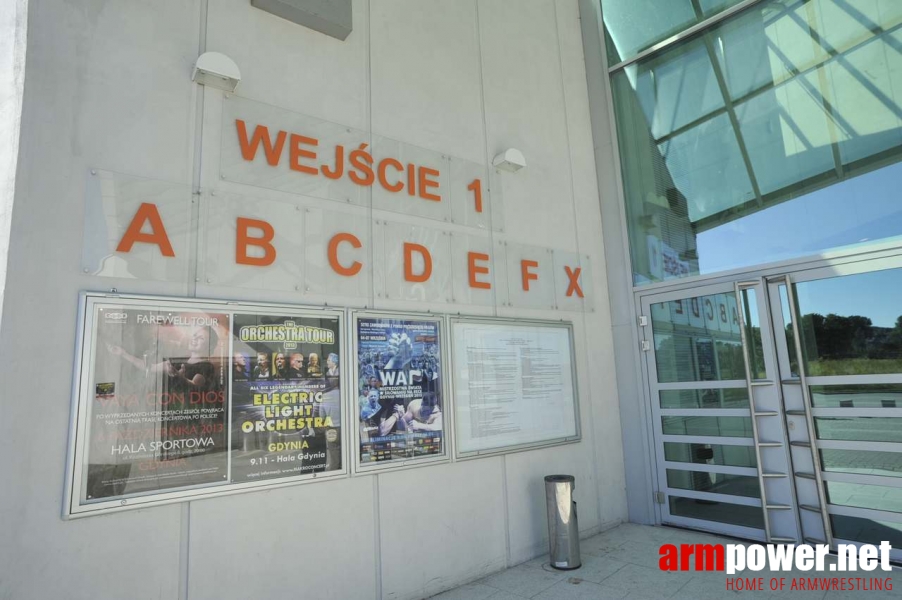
327,232,363,276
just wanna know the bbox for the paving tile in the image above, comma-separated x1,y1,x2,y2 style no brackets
595,563,693,600
437,525,902,600
485,592,533,600
478,565,568,598
824,582,902,600
581,534,630,557
568,554,629,585
776,572,902,600
598,540,665,570
520,555,555,570
513,553,626,581
430,582,504,600
669,574,745,600
532,577,629,599
660,527,736,547
598,523,676,546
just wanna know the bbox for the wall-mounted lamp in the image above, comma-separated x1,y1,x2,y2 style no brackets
492,148,527,173
192,52,242,93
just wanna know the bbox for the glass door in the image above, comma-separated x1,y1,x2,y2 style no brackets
768,260,902,560
642,281,799,541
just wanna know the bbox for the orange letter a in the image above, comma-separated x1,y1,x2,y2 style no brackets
116,203,175,257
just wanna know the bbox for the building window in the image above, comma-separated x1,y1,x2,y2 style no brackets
606,0,902,285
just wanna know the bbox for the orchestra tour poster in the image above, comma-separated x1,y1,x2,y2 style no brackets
229,313,342,481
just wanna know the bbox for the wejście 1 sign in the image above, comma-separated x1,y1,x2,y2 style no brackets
110,118,586,300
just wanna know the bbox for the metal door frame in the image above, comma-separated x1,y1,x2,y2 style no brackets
765,256,902,560
639,280,771,541
639,252,902,553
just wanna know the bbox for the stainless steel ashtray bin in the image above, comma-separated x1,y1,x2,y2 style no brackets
544,474,581,570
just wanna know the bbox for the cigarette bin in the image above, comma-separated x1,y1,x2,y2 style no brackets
544,474,581,570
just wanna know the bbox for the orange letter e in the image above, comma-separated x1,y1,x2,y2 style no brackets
468,252,491,289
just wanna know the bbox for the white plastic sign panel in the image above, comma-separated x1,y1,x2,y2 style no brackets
370,135,452,223
304,207,372,299
450,232,496,307
200,191,305,291
502,242,556,310
553,251,593,312
82,170,193,283
380,221,453,304
451,319,579,456
448,157,493,230
220,95,369,207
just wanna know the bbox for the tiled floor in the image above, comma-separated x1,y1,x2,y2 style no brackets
430,524,902,600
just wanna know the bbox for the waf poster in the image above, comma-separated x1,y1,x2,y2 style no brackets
86,307,229,501
230,314,342,481
356,318,443,464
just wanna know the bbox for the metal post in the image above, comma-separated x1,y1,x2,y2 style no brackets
544,475,581,570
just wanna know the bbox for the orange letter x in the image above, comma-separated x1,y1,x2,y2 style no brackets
565,266,583,298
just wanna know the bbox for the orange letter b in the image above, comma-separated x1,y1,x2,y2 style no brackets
236,217,276,266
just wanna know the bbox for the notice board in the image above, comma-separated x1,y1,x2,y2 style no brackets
450,318,580,457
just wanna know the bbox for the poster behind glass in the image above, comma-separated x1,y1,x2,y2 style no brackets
230,314,342,482
84,306,229,501
356,317,444,465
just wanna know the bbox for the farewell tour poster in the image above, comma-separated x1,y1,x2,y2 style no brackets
86,307,229,501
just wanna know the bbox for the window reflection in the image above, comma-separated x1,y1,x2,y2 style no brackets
652,292,747,382
815,417,902,443
664,441,757,467
613,0,902,285
603,1,698,66
667,469,761,498
821,449,902,478
811,385,902,408
793,269,902,376
660,388,749,408
662,416,754,437
602,0,745,66
826,481,902,514
669,495,764,528
832,514,902,547
652,291,764,382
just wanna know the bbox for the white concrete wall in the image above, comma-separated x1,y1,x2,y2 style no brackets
578,0,657,525
0,1,628,599
0,0,27,329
